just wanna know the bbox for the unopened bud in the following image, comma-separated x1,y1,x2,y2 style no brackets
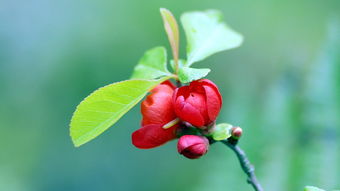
177,135,209,159
173,79,222,128
232,127,243,139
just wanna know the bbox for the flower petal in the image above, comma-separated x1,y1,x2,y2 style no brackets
200,79,222,104
141,83,176,125
203,84,222,121
174,96,205,127
132,124,178,149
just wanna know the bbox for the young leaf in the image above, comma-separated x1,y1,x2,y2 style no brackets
178,66,210,83
170,59,185,71
70,77,170,147
181,10,243,66
304,186,325,191
160,8,180,72
210,123,233,141
130,46,171,80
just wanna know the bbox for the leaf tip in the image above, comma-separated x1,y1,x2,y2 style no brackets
70,127,82,147
70,130,89,148
73,142,82,148
72,141,82,148
159,7,169,14
236,33,244,46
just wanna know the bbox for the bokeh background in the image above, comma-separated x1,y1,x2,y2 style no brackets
1,0,340,190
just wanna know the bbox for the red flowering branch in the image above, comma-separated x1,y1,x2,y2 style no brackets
69,8,265,191
69,8,330,191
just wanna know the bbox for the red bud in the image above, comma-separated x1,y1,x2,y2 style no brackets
132,81,179,149
177,135,209,159
232,127,243,139
173,79,222,127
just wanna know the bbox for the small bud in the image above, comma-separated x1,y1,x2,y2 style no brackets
232,127,243,139
177,135,209,159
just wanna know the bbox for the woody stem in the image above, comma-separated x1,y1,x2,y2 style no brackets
221,138,264,191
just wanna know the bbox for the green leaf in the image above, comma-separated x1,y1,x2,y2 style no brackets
171,59,210,83
211,123,233,141
130,46,171,80
304,186,325,191
160,8,180,68
170,59,186,71
178,66,211,83
181,10,243,66
70,77,170,147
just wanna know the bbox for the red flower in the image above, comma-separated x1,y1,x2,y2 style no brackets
132,81,179,149
177,135,209,159
173,79,222,127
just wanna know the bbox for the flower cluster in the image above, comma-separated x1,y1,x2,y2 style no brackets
132,79,222,159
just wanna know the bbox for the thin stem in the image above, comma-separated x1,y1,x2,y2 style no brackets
176,79,182,87
222,139,264,191
174,59,179,75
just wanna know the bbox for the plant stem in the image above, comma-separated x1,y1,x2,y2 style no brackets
174,60,179,75
221,139,264,191
176,79,182,87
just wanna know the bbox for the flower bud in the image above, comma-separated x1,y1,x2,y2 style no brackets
177,135,209,159
232,126,243,139
173,79,222,127
132,81,179,149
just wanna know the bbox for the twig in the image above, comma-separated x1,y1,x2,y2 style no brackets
221,138,264,191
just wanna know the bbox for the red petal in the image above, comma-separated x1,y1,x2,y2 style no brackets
174,96,205,127
200,79,222,105
141,83,176,125
203,85,222,121
161,80,176,90
132,124,178,149
183,92,209,125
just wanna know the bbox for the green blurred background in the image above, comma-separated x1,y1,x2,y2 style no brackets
1,0,340,190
